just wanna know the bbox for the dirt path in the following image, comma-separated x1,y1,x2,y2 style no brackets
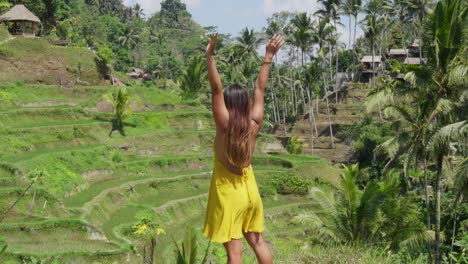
0,37,15,45
154,193,208,212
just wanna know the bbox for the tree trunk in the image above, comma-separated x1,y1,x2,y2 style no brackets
372,40,383,122
435,154,443,264
450,207,458,264
306,89,317,154
322,73,335,148
283,101,287,136
335,20,339,104
149,237,156,264
403,144,414,189
270,64,278,123
348,16,352,49
353,16,358,80
316,95,319,116
271,88,277,123
423,156,433,264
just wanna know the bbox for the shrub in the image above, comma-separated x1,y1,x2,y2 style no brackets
95,44,113,80
111,151,124,163
271,173,313,195
287,136,303,154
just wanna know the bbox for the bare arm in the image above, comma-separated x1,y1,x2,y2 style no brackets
251,34,284,128
206,33,229,130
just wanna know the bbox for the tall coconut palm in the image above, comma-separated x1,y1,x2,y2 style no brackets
236,27,262,59
406,0,432,61
290,13,313,67
341,0,362,79
314,18,336,148
428,121,467,263
341,0,362,49
425,1,467,262
133,3,144,19
265,20,282,123
315,0,343,103
362,12,383,122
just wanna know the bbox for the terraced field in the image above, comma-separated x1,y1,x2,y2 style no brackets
0,83,342,263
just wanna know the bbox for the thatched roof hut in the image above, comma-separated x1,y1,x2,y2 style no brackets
360,55,382,63
404,57,426,65
0,5,41,35
388,49,409,56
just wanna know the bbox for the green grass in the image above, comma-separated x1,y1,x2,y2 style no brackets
0,25,10,42
0,81,348,263
64,169,210,208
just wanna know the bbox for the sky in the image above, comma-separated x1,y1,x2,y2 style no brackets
123,0,364,49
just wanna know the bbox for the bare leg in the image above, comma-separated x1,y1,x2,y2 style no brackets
223,239,243,264
244,232,272,264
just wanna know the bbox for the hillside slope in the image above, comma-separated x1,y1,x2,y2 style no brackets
274,86,371,164
0,82,345,263
0,38,103,86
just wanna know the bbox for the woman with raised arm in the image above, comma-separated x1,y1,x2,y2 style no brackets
203,33,284,264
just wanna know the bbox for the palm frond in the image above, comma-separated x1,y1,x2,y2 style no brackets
383,104,415,123
374,137,400,159
428,98,455,122
428,121,467,155
399,230,434,249
453,158,468,204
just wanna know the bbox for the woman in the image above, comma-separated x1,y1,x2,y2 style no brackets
203,33,284,264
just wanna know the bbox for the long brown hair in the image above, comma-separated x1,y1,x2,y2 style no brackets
223,84,252,168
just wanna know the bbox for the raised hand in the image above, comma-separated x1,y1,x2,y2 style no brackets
265,34,284,59
206,33,218,57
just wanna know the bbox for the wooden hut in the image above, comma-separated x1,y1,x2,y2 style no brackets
0,5,41,36
388,49,409,62
360,55,382,83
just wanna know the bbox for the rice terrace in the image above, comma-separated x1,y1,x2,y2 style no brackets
0,0,466,263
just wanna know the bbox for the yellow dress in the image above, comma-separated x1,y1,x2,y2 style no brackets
203,146,264,243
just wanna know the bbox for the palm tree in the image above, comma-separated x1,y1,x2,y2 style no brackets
341,0,362,80
424,1,466,262
315,0,343,103
361,9,384,121
406,0,432,61
236,27,262,59
295,164,430,249
428,121,467,263
290,13,313,67
104,87,136,137
265,20,282,123
119,26,139,49
314,18,336,148
341,0,361,49
133,3,144,19
180,56,205,99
